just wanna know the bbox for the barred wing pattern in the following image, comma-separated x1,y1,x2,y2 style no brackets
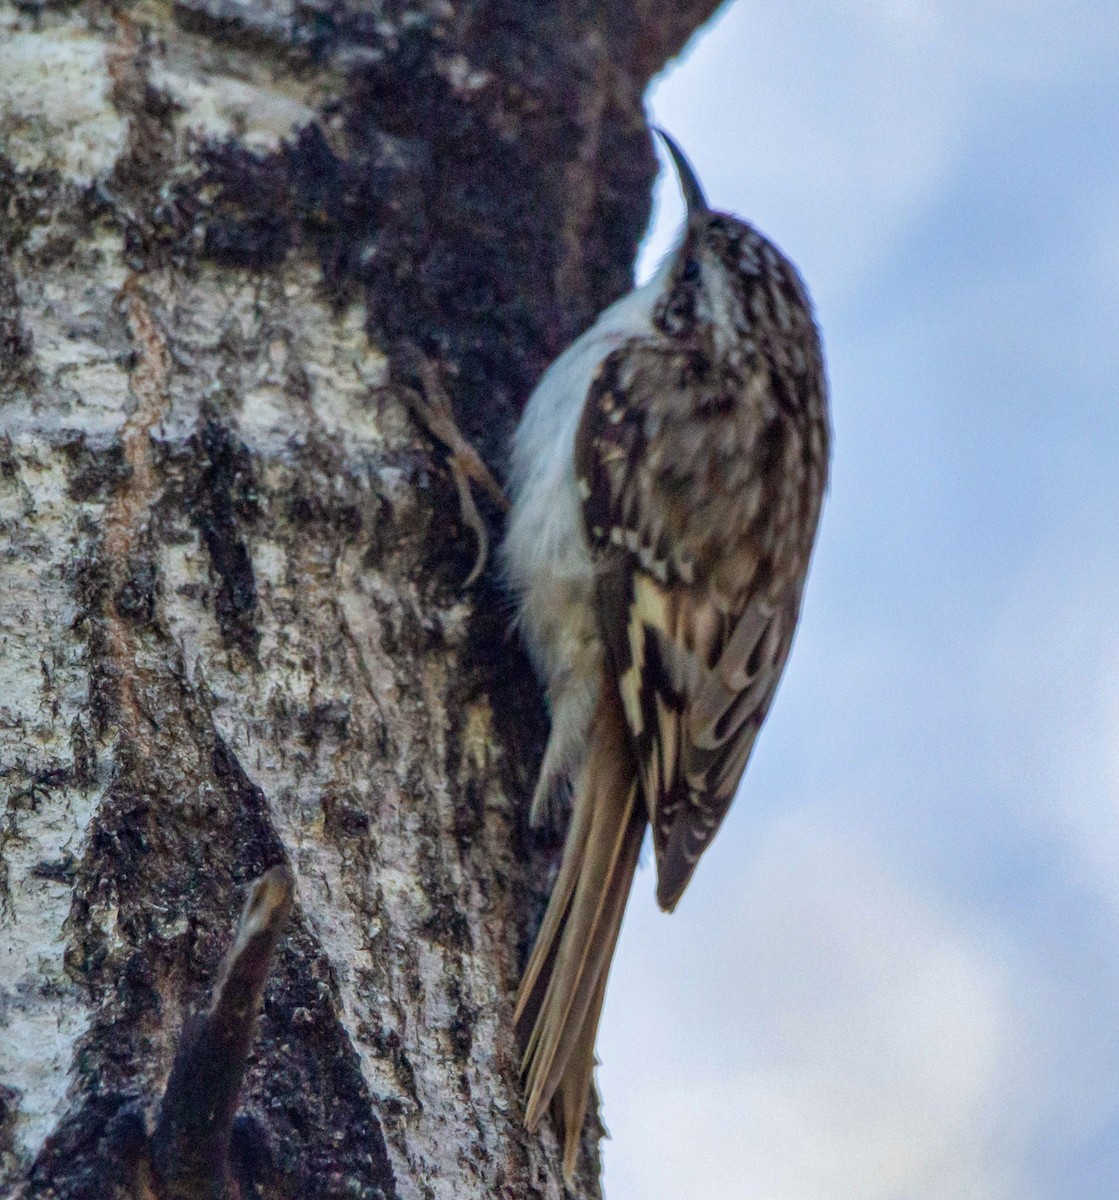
575,340,815,910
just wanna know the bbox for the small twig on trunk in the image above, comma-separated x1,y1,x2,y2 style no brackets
148,866,294,1200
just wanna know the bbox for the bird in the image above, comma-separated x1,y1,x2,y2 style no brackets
501,129,830,1179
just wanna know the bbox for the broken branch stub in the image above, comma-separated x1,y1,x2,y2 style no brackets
149,867,295,1200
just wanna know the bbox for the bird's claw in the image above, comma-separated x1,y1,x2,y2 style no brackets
396,346,508,585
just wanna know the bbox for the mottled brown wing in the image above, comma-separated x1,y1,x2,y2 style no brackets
576,341,808,911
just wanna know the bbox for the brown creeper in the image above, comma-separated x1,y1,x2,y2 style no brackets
502,130,830,1177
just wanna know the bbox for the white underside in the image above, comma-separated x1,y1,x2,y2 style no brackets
502,262,671,818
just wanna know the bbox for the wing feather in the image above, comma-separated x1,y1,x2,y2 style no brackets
576,341,819,910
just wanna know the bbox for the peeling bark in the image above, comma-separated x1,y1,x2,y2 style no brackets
0,2,724,1196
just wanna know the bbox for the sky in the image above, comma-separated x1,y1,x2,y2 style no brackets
598,3,1119,1198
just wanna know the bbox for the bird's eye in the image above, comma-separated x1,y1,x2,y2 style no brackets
681,257,701,284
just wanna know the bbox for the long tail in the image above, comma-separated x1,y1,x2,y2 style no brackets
515,679,645,1179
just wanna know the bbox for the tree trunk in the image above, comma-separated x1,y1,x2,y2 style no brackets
0,2,721,1197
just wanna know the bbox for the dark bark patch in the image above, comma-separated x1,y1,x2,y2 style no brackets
0,436,16,480
296,699,352,749
321,791,371,840
187,417,261,658
26,1090,145,1200
198,138,294,270
0,155,65,256
445,975,477,1063
286,484,365,540
31,854,79,885
69,716,98,790
249,923,399,1200
0,251,38,396
113,555,160,626
451,774,487,849
63,434,133,502
360,1026,418,1112
171,0,304,55
421,898,474,955
461,590,549,816
69,550,127,738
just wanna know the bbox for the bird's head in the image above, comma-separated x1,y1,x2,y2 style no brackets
652,129,815,370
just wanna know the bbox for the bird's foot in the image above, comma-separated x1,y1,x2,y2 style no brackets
396,343,509,585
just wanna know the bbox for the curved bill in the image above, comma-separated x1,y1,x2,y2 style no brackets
653,127,709,217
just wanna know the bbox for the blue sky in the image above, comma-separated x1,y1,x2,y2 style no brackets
598,4,1119,1197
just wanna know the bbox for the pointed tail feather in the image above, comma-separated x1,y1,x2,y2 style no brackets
515,681,645,1179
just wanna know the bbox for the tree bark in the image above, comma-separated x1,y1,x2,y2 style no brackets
0,2,722,1197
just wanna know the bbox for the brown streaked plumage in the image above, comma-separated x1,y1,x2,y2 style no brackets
504,129,829,1178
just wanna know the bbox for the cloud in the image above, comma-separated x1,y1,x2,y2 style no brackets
979,556,1119,919
601,815,1042,1200
642,1,970,297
